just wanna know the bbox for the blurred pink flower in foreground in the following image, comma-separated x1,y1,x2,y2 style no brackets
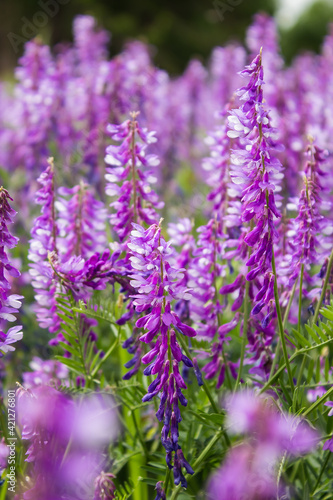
17,385,118,499
207,391,319,500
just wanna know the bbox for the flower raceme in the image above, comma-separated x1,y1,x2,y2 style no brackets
29,158,114,346
56,181,107,260
28,158,60,337
0,186,23,356
227,49,284,317
286,140,329,287
129,222,196,487
105,112,163,243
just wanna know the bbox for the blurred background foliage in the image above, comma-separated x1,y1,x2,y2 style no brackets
1,0,333,75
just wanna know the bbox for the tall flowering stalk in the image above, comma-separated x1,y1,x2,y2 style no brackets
227,49,283,318
56,182,107,260
189,104,242,387
28,158,61,338
129,222,195,488
225,49,291,387
105,112,163,243
287,140,328,286
0,187,23,356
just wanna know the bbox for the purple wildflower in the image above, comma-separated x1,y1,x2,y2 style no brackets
286,140,328,286
228,49,283,316
129,222,195,486
323,401,333,452
188,219,224,339
22,356,69,389
202,102,233,218
208,391,318,500
246,13,284,121
28,158,61,337
94,471,116,500
56,182,107,260
154,481,166,500
0,438,9,473
0,186,23,356
105,112,163,243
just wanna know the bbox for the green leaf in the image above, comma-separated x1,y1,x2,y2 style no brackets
61,323,76,338
291,328,311,348
55,356,83,375
57,313,75,327
304,324,320,344
313,322,328,342
319,307,333,321
58,341,80,357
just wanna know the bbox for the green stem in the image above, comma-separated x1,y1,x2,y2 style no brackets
132,410,148,457
235,279,250,391
298,264,304,333
91,337,119,377
272,247,294,392
296,354,307,388
311,452,331,495
175,330,230,447
303,385,333,417
164,468,171,497
119,343,147,500
313,248,333,325
169,429,225,500
269,278,298,379
175,332,214,412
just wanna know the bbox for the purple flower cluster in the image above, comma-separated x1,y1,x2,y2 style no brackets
188,219,224,339
129,223,195,486
228,50,283,317
0,187,23,356
22,356,69,389
94,471,116,500
105,112,163,243
2,11,333,499
28,158,60,336
56,182,107,260
286,141,328,286
29,158,116,345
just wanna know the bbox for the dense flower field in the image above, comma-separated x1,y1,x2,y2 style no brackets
0,12,333,500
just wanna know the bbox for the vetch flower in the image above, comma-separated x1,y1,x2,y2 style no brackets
56,182,107,260
286,140,329,287
105,112,163,243
227,49,284,317
129,222,195,487
28,158,60,337
0,186,23,356
94,471,116,500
